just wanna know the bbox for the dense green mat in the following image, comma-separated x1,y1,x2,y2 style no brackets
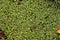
0,0,60,40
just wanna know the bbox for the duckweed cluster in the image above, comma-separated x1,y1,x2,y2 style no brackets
0,0,60,40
